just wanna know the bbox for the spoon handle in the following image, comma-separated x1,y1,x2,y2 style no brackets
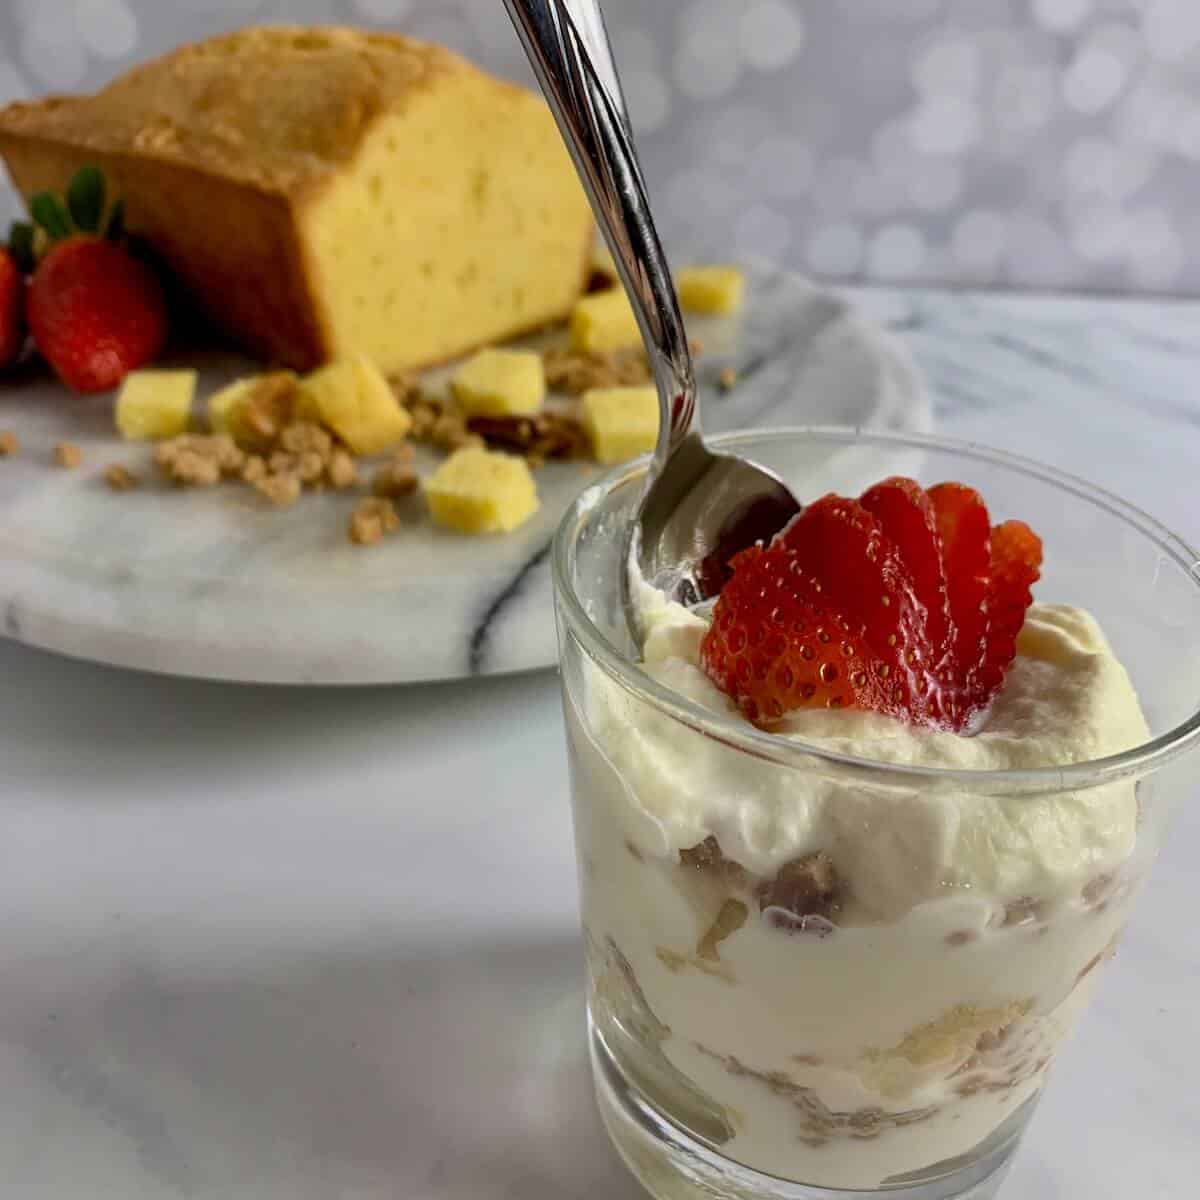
503,0,698,465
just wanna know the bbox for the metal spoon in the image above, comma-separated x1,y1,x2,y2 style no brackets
503,0,802,639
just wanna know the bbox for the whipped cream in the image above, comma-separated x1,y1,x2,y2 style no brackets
597,592,1149,923
570,586,1152,1187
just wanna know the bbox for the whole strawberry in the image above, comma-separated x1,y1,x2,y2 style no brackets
0,245,25,368
24,167,166,394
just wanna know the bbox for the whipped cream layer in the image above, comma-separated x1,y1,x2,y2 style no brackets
597,593,1150,923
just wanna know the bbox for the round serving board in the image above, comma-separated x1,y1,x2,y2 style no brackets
0,263,930,684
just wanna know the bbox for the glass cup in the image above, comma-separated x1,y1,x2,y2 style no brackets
551,429,1200,1200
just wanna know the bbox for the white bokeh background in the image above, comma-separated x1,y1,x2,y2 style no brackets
1,0,1198,294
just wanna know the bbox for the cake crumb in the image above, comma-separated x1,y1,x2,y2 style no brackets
54,442,82,469
104,464,139,491
371,460,419,499
0,430,18,457
349,496,400,545
718,366,738,392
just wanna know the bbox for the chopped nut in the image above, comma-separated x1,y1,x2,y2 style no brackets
156,433,245,486
54,442,83,469
718,366,739,392
104,464,139,491
757,853,841,921
467,411,591,462
325,449,358,490
253,472,301,508
391,441,415,463
542,346,650,394
349,496,400,545
0,430,18,456
371,461,419,499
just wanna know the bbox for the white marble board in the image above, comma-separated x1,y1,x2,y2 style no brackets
0,264,930,684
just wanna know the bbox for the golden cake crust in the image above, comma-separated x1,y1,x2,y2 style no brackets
0,26,484,196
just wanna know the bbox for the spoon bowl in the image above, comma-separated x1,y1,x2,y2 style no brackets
504,0,802,640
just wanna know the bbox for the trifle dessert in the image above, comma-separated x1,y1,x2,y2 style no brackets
554,446,1189,1199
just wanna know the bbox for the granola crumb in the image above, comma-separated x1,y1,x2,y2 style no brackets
278,421,333,457
238,371,300,445
349,496,399,545
718,366,738,392
389,372,421,406
542,346,650,394
404,396,442,441
325,448,358,490
757,853,841,921
431,412,483,452
240,454,267,484
156,433,245,486
371,461,419,499
295,450,326,484
54,441,82,469
253,472,301,508
104,464,139,491
0,430,18,457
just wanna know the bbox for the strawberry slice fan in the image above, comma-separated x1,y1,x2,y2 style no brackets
700,476,1044,733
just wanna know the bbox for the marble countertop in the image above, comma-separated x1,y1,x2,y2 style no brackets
2,286,1197,1200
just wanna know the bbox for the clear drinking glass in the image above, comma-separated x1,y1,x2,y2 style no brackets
552,429,1200,1200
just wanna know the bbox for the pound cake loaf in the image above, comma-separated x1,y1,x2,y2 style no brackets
0,26,594,372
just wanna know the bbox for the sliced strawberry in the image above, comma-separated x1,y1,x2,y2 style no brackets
927,483,991,685
701,478,1042,734
860,477,949,668
700,542,884,724
975,520,1044,703
776,495,920,666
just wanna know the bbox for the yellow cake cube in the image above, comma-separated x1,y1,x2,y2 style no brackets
582,385,659,464
206,378,251,437
425,446,539,534
451,348,545,417
298,355,410,455
677,265,744,315
569,287,642,352
114,369,196,440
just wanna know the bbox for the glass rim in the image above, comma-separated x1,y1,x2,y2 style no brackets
552,426,1200,793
